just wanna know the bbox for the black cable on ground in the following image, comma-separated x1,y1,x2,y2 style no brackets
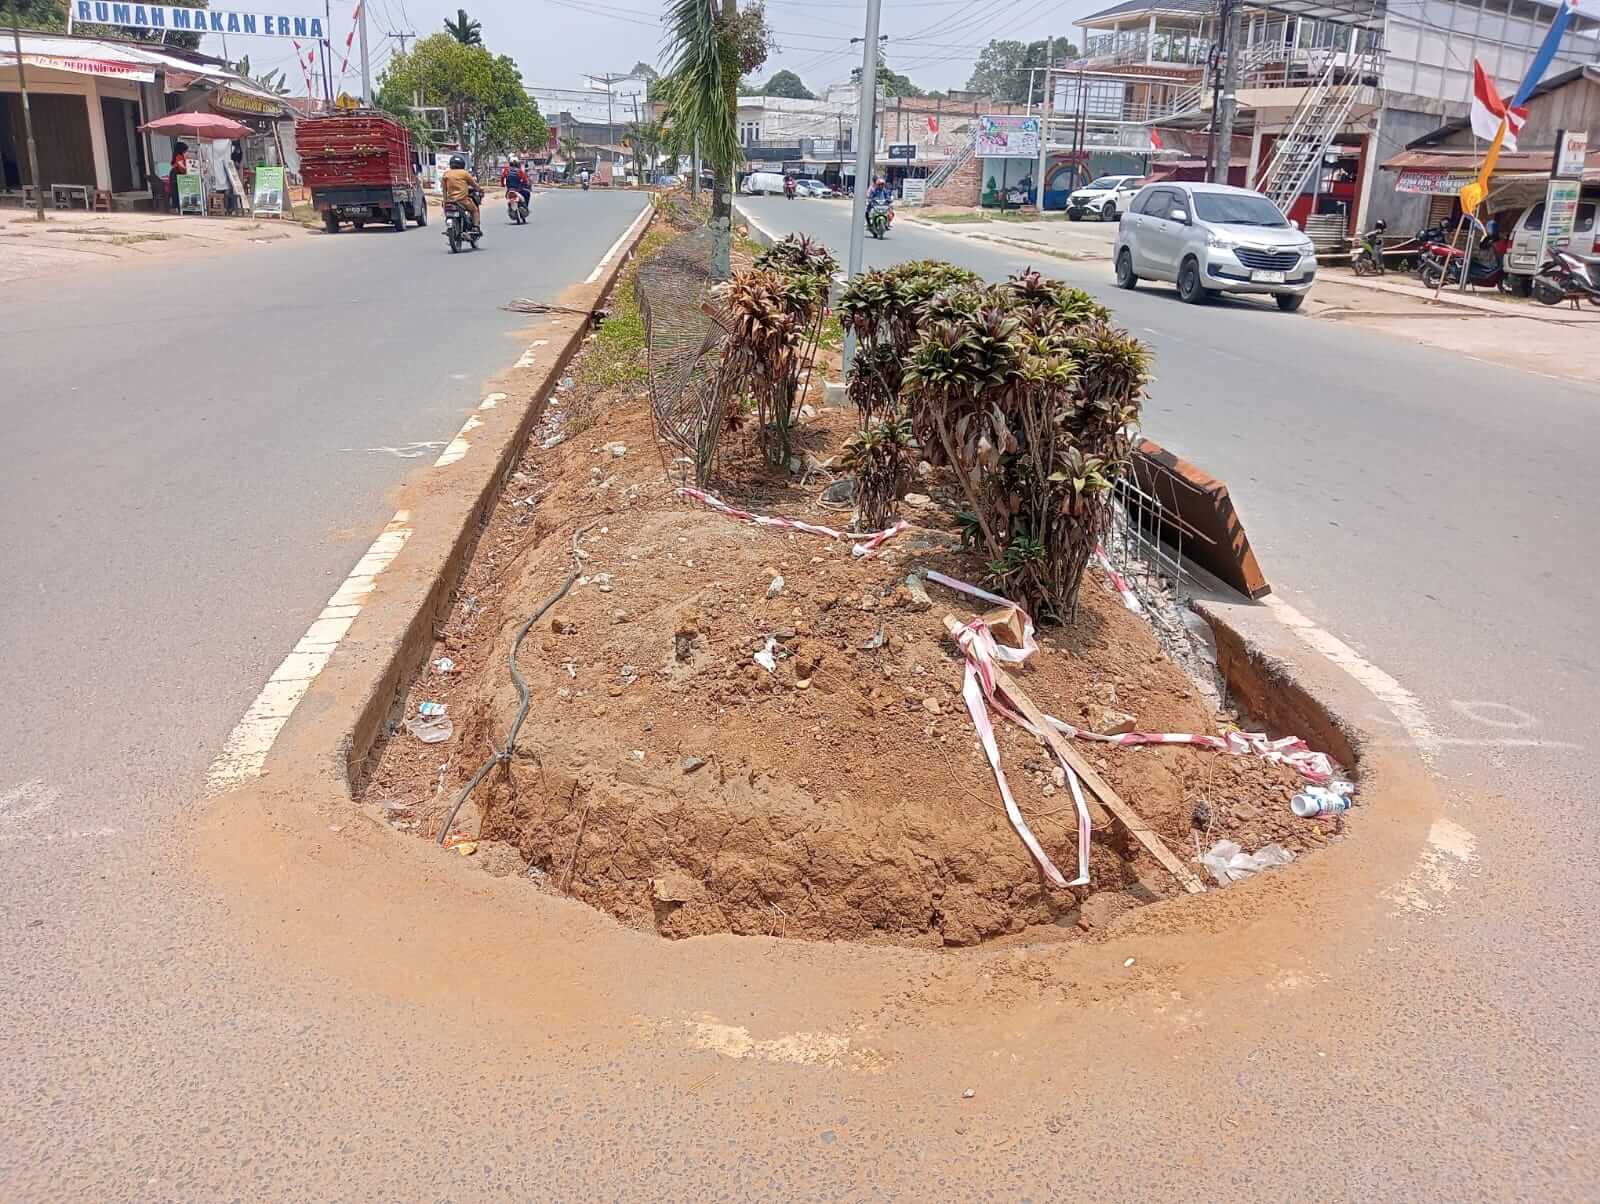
436,522,597,845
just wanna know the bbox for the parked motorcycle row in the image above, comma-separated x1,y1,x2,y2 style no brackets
1353,217,1600,307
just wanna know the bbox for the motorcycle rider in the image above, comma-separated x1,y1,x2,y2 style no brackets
579,167,591,190
783,173,797,199
441,153,481,233
505,157,532,211
866,175,894,232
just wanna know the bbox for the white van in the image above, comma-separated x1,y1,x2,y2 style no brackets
1505,192,1599,290
740,170,786,196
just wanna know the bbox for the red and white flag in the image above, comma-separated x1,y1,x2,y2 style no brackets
1150,127,1164,150
1472,58,1528,150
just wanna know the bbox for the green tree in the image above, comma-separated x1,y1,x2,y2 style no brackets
858,60,922,98
761,69,812,99
376,33,546,166
14,0,209,50
558,133,584,167
623,119,664,183
629,61,660,82
442,7,481,45
965,36,1078,104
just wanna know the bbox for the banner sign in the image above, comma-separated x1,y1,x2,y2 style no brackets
900,177,927,206
213,86,284,117
4,53,156,80
175,171,204,214
975,115,1041,159
1538,177,1581,264
1394,168,1477,195
1555,128,1588,178
252,163,285,214
69,2,326,39
888,143,916,160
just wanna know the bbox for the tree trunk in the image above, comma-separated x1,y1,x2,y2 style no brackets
711,0,737,280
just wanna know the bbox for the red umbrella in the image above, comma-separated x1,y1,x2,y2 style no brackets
139,112,254,139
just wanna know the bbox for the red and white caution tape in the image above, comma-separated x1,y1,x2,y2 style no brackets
678,487,910,558
1094,546,1143,614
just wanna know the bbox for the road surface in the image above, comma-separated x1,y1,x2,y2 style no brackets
1,186,1594,1199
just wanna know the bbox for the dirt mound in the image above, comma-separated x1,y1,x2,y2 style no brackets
363,390,1333,949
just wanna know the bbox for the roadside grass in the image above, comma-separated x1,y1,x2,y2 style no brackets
921,210,1067,225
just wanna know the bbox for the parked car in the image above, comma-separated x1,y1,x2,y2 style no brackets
1113,182,1317,311
1066,174,1144,221
795,178,836,198
1504,192,1600,294
740,170,787,196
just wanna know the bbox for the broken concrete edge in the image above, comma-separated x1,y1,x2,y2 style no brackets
257,203,658,804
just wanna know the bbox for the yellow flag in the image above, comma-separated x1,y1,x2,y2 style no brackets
1459,117,1508,212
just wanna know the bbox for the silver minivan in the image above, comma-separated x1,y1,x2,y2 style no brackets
1113,182,1318,311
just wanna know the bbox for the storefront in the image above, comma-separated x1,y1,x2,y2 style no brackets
1,32,292,209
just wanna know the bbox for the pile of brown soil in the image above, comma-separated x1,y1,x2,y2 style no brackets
361,371,1339,950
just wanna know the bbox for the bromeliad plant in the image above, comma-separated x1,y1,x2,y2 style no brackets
840,415,916,531
899,270,1147,620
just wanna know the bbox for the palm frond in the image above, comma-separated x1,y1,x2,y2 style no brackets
659,0,741,175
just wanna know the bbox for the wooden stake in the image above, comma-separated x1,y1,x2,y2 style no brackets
943,615,1207,895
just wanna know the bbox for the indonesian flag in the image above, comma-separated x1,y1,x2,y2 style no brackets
927,115,939,136
1472,59,1528,151
1150,128,1164,150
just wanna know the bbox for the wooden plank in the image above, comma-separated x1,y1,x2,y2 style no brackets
943,615,1207,895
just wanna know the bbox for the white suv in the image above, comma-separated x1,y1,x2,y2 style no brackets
1066,174,1144,222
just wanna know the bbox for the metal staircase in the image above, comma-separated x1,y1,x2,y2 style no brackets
926,128,977,190
1163,40,1297,121
1256,45,1380,212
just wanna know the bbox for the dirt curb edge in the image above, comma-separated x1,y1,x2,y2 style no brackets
259,201,657,800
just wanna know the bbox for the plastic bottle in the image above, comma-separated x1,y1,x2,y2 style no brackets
1291,787,1352,818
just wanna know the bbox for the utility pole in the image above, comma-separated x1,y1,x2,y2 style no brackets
1034,35,1053,212
323,0,334,103
843,0,884,372
8,2,45,221
691,133,700,198
1209,0,1242,183
357,0,372,103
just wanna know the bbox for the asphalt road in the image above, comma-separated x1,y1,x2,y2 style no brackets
1,184,1594,1199
740,195,1600,1187
0,189,649,1198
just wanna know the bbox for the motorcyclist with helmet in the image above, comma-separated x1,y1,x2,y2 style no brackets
505,157,532,210
441,153,482,232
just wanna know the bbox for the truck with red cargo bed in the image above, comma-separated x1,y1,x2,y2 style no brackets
297,109,427,232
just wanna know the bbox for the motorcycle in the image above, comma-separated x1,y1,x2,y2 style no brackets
1418,223,1509,290
507,187,529,225
1351,219,1388,276
866,198,892,240
783,177,797,200
443,187,483,254
580,175,590,192
1531,246,1600,307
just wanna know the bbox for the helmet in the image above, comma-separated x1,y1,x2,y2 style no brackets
1374,219,1387,232
449,154,465,169
508,157,519,167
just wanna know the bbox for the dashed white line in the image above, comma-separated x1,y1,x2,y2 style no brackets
205,511,414,793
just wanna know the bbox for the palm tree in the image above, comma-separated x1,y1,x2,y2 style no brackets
624,119,664,185
443,8,482,45
660,0,740,275
558,134,583,170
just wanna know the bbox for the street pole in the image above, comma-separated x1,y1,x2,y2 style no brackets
323,0,333,103
1210,0,1242,183
358,0,371,104
843,0,884,372
8,3,45,222
691,133,700,197
1035,35,1053,212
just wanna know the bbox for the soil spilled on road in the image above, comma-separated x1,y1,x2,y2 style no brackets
360,363,1339,947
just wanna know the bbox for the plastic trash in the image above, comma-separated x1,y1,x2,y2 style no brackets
753,637,779,673
404,715,454,744
767,575,785,599
434,657,457,674
1198,839,1295,886
417,701,447,718
1292,786,1353,818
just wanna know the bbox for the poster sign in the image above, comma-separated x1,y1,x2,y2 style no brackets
1538,177,1581,264
7,54,154,80
888,143,916,160
224,158,250,212
252,164,285,215
974,115,1041,159
213,87,284,118
901,177,927,206
1555,129,1588,179
68,1,325,38
175,171,204,214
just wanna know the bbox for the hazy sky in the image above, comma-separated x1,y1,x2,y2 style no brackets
190,0,1093,98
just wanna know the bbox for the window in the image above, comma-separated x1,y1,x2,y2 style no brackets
1191,191,1289,226
1141,189,1171,219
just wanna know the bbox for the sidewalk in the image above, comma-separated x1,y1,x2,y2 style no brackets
0,207,312,286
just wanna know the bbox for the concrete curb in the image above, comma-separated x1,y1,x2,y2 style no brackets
256,200,657,800
733,199,777,249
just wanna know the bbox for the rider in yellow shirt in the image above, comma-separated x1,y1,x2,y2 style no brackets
440,154,481,231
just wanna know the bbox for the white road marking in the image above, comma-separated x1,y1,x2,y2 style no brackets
205,511,414,793
1261,594,1439,761
343,441,447,458
0,825,121,844
1385,817,1477,914
433,408,489,468
584,203,653,284
478,391,507,410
